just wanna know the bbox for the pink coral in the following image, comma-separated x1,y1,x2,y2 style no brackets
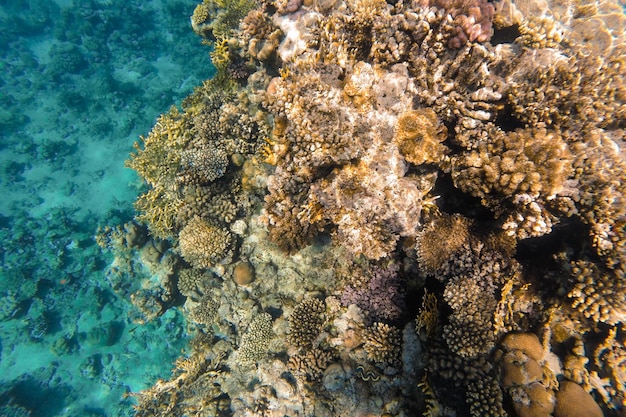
417,0,495,48
340,263,405,323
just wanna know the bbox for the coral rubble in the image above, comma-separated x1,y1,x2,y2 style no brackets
106,0,626,415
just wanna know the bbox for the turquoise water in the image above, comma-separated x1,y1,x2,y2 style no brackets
0,1,213,415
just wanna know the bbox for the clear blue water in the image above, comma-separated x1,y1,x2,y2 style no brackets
0,1,213,415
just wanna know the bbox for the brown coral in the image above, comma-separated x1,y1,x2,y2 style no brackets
363,322,402,366
178,217,233,269
452,126,572,199
288,298,326,348
415,213,472,276
554,381,603,417
568,260,626,326
394,108,449,166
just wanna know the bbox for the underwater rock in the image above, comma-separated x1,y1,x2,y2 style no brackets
232,261,255,285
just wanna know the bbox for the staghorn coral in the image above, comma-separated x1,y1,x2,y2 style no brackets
179,217,233,269
288,298,325,348
132,350,229,417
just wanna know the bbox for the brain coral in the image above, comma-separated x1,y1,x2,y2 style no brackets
178,217,233,269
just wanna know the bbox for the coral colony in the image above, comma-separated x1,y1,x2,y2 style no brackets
97,0,625,415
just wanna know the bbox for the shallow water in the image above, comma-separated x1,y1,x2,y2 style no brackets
0,1,212,415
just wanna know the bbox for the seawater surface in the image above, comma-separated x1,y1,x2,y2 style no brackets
0,1,212,415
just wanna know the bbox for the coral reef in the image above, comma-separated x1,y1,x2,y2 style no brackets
119,0,626,416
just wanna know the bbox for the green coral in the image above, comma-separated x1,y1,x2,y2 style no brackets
191,0,257,41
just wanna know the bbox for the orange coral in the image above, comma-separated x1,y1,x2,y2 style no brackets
394,108,448,166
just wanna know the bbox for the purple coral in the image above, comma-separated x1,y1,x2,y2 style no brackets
340,263,405,323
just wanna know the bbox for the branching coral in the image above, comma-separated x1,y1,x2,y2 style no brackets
340,262,406,323
237,312,274,366
178,144,229,184
570,129,626,268
415,0,495,48
177,268,212,298
191,0,257,41
188,293,220,326
568,260,626,326
288,346,335,382
288,298,325,348
122,0,626,415
132,350,228,417
363,322,402,367
451,125,573,239
505,48,626,130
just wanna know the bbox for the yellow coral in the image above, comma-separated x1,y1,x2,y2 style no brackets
415,289,438,339
394,108,448,166
134,187,183,239
191,3,210,26
210,37,230,70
